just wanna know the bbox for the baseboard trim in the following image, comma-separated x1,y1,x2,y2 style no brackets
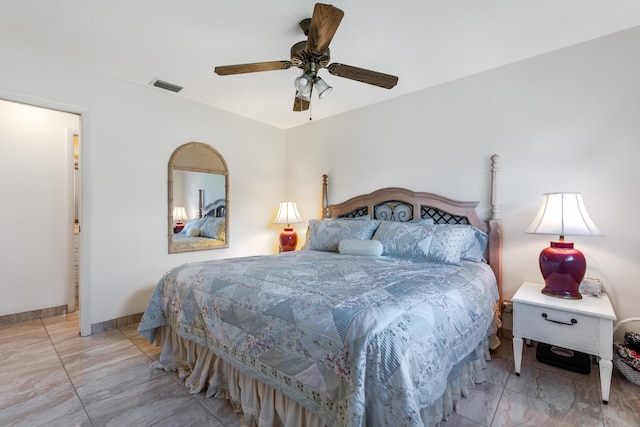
0,305,68,325
0,306,144,336
90,312,144,335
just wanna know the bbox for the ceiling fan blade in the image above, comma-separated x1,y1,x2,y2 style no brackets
293,86,312,111
293,95,310,112
305,4,344,54
214,61,292,76
327,63,398,89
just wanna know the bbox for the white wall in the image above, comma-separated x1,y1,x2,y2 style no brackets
285,27,640,330
0,46,286,332
0,99,78,315
2,25,639,335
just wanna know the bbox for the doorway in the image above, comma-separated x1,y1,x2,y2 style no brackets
0,98,81,318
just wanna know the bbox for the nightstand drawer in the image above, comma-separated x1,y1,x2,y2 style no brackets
513,282,617,404
515,303,599,354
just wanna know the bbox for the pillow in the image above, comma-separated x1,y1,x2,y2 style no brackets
411,218,435,225
338,239,383,257
429,224,488,262
303,219,380,252
199,217,225,240
189,228,200,237
181,217,205,235
425,225,471,264
372,221,436,259
328,215,371,220
461,226,489,262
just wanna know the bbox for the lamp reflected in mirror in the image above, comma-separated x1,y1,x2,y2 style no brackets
173,207,187,233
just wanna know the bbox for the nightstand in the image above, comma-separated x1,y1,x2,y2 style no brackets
512,281,617,404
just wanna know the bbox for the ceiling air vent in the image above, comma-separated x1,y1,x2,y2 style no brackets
150,78,183,93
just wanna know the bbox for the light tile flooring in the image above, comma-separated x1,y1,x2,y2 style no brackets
1,314,639,426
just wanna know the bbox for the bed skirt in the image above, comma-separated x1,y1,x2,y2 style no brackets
149,325,497,427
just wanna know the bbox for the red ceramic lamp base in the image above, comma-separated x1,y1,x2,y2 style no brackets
539,240,585,299
279,227,298,252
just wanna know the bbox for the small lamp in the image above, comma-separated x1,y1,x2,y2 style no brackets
274,201,303,252
173,206,188,233
526,193,602,299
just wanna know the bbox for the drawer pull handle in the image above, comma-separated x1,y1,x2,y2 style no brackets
541,313,577,326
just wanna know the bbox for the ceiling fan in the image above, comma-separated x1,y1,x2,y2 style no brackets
214,3,399,112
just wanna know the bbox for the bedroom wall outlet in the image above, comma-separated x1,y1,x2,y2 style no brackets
501,301,513,340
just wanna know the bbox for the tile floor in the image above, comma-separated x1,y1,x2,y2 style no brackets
0,313,638,426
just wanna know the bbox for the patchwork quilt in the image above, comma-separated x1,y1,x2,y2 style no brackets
138,250,498,426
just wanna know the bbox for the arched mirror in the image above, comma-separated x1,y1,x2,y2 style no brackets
168,142,229,253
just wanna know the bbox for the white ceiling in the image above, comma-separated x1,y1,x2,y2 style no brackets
2,1,640,129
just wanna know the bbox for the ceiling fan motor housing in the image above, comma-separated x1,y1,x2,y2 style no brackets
290,41,330,68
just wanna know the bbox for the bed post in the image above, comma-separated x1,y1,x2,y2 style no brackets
322,174,329,218
199,189,205,218
489,154,503,305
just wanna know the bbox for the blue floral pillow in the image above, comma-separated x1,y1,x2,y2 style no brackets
303,219,381,252
372,221,436,259
426,224,487,264
199,217,225,240
411,218,435,224
329,215,371,220
181,217,205,235
425,225,469,264
461,226,489,262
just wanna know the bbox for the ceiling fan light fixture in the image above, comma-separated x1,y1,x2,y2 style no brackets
294,72,314,93
314,76,333,99
295,90,311,102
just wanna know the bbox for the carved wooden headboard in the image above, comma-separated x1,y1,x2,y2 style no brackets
198,189,226,218
321,155,503,302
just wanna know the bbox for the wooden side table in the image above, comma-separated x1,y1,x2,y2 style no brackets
512,281,617,404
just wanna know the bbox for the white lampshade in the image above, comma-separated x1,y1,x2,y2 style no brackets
526,193,601,237
173,206,188,222
274,201,302,225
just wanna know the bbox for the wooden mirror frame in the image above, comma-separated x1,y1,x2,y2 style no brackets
168,142,229,253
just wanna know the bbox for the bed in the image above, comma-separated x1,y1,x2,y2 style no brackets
174,190,226,249
140,156,503,427
200,193,226,219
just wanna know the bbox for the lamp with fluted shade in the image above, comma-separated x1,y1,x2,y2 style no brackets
274,201,303,252
526,193,602,299
173,207,188,233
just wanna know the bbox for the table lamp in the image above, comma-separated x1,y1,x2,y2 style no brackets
173,206,188,233
274,201,302,252
526,192,601,299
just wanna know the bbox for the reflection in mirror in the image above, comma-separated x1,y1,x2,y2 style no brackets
168,142,229,253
